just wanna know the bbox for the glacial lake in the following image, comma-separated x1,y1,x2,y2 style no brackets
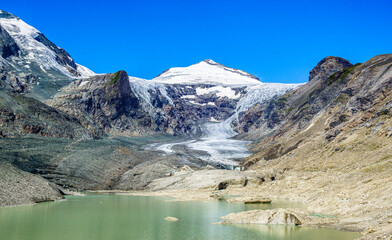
0,194,360,240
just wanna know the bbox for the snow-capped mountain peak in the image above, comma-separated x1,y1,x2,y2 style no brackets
0,10,94,79
152,59,261,86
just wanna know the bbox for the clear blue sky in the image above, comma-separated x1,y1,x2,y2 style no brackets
2,0,392,83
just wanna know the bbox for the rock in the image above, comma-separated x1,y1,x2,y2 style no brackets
235,56,353,142
308,56,352,82
47,71,157,136
221,209,303,225
215,178,248,190
202,165,216,170
165,216,179,221
243,199,272,204
227,197,271,204
147,169,248,191
179,165,193,172
0,24,20,59
210,191,225,199
112,160,178,191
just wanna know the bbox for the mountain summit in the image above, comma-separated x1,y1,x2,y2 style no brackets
152,59,261,86
0,10,94,80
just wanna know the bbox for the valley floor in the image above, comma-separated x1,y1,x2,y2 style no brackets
2,124,392,240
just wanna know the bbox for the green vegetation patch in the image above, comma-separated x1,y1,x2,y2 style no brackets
328,63,362,84
340,63,362,79
107,71,122,85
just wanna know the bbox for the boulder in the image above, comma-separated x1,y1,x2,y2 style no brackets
221,209,304,225
227,196,271,204
165,216,179,222
179,165,193,172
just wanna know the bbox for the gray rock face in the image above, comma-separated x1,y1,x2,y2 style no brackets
47,71,157,136
47,71,252,136
0,67,39,93
149,84,247,136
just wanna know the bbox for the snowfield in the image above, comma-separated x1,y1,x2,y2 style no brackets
152,59,262,86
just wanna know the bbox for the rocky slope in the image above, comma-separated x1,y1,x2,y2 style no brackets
240,54,392,165
0,162,63,206
0,90,97,138
225,54,392,239
136,54,392,240
234,56,353,141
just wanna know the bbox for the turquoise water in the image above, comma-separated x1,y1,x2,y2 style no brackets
0,194,360,240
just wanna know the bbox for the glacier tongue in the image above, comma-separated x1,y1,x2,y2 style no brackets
185,121,251,167
184,82,301,166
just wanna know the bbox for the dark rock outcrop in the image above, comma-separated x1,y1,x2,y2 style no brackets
0,24,19,58
34,33,78,74
309,56,352,82
47,71,157,135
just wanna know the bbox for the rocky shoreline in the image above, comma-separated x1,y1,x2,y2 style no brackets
1,161,390,239
112,166,391,240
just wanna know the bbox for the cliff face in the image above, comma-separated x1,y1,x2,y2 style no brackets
308,56,352,82
46,71,159,136
0,24,19,59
